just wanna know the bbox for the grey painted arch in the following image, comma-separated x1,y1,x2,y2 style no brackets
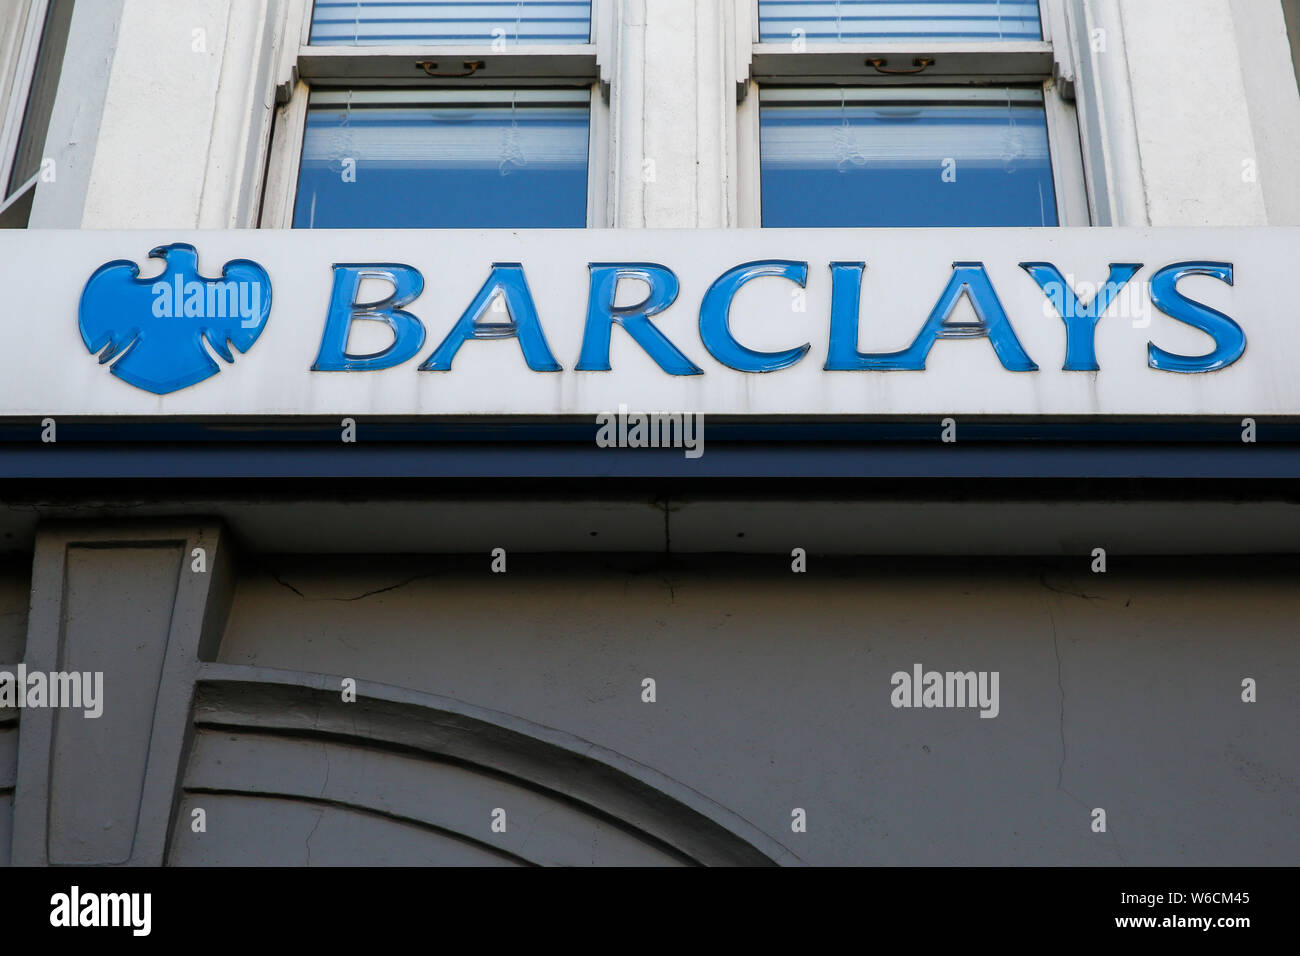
4,519,798,866
178,667,802,866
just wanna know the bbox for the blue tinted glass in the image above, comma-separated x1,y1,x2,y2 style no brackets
758,1,1042,42
293,90,590,228
310,1,592,45
760,88,1058,227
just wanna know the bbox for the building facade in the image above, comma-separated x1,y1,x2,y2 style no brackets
1,0,1299,866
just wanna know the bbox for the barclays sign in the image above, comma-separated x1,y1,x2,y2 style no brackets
3,227,1294,417
304,257,1242,381
79,243,271,395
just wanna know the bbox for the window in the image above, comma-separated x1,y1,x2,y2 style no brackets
293,88,590,228
0,0,74,228
745,0,1086,227
262,0,606,228
757,0,1043,42
308,1,593,45
760,87,1057,227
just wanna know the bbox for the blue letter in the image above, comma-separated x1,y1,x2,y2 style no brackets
1147,261,1243,373
854,263,1037,372
699,260,809,372
420,263,561,372
576,263,700,374
1020,262,1143,371
313,264,425,371
825,261,902,370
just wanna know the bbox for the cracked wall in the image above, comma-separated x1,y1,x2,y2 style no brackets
209,553,1300,865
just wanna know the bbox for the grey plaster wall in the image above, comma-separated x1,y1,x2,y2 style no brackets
211,553,1300,866
4,525,1296,866
9,523,230,867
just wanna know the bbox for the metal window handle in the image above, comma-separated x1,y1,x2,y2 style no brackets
416,60,486,77
867,57,934,75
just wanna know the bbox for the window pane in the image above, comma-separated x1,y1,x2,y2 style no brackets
758,1,1042,42
293,89,590,228
760,87,1058,227
310,1,592,45
8,0,75,196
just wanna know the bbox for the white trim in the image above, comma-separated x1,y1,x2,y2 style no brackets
1230,0,1300,224
297,0,315,43
260,0,312,228
1038,0,1076,98
1066,0,1145,226
1043,76,1089,225
587,79,610,226
1038,0,1058,43
197,0,282,229
260,80,310,228
607,0,641,228
590,0,615,224
26,0,124,228
280,0,312,97
593,0,615,95
735,0,756,95
736,78,761,226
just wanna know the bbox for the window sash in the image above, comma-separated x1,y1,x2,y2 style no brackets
292,86,592,228
757,85,1060,227
265,0,611,229
758,1,1043,43
309,0,593,46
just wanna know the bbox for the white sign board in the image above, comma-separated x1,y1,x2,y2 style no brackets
0,227,1293,417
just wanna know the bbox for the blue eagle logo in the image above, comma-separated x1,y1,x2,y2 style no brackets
78,243,272,395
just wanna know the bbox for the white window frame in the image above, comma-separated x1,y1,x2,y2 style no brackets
0,0,52,219
260,0,613,229
737,0,1090,227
